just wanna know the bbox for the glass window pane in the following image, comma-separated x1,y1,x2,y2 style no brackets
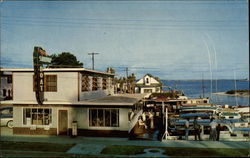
111,109,119,127
90,109,97,126
32,109,37,113
23,109,26,125
97,109,104,126
105,109,111,127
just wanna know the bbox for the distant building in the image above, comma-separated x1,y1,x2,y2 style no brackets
0,71,13,100
0,68,146,137
135,74,162,93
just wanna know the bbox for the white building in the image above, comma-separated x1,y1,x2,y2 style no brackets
135,74,162,93
0,68,145,137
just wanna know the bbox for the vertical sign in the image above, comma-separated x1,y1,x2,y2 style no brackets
33,46,51,105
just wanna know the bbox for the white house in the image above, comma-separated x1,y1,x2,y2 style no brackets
0,71,13,100
0,68,146,137
135,74,162,93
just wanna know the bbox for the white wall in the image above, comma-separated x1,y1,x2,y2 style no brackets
75,107,129,131
14,106,130,133
45,72,78,102
13,72,78,102
13,72,35,101
13,71,114,102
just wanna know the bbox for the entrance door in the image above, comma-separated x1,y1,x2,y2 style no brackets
58,110,68,135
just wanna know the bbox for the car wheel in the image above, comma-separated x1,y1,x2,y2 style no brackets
7,120,13,128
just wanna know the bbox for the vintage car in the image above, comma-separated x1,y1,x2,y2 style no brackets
0,107,13,128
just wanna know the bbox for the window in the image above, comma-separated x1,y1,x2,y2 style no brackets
7,76,12,84
89,109,119,127
45,75,57,92
92,77,98,91
23,108,52,125
102,78,107,90
146,78,149,84
33,75,57,92
82,75,90,91
3,89,6,97
144,89,152,93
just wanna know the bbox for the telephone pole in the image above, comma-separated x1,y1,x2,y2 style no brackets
88,52,99,70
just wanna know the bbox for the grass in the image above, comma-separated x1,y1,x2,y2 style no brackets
0,141,75,152
101,145,250,157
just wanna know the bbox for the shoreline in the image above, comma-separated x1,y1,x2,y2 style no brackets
212,92,249,98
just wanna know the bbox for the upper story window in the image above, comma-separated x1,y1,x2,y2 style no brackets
2,89,6,97
146,78,149,84
82,75,90,92
102,78,107,90
92,77,98,91
33,75,57,92
45,75,57,92
7,76,12,84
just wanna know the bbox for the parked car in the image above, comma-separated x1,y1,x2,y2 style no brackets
0,107,13,128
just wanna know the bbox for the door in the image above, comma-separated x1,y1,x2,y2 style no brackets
58,110,68,135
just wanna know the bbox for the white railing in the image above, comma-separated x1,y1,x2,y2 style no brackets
128,109,143,133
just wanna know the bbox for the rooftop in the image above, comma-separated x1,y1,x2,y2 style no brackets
0,94,148,107
0,68,114,76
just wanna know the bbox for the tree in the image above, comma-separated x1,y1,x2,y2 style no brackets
127,73,136,93
49,52,83,68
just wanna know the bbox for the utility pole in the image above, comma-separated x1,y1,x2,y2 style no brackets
88,52,99,70
125,67,129,93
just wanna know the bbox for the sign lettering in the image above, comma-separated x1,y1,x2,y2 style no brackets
33,46,51,105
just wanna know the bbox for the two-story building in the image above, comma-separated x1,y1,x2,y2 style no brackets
0,68,146,137
135,74,162,93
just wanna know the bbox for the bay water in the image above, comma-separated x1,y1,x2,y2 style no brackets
162,80,249,106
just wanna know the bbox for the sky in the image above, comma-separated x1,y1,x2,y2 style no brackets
0,0,249,80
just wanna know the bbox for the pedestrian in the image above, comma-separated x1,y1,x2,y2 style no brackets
138,116,147,129
216,123,221,141
209,118,218,141
185,118,190,140
193,117,202,141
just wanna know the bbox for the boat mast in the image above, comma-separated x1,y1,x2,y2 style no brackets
202,73,205,98
234,70,238,106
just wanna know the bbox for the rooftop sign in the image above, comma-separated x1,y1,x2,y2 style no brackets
33,46,52,105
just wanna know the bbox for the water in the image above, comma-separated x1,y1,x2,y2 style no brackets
162,80,249,106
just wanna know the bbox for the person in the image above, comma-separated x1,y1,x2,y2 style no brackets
193,117,202,141
185,118,190,140
216,123,221,141
209,118,218,141
138,116,147,129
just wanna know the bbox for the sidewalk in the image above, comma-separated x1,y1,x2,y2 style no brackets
1,134,249,157
1,127,249,157
1,134,249,149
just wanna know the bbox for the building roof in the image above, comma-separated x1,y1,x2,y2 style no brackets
0,68,114,76
0,94,148,107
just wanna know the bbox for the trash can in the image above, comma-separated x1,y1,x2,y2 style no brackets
72,121,78,137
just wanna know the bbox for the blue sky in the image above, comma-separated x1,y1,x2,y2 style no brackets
0,1,248,80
